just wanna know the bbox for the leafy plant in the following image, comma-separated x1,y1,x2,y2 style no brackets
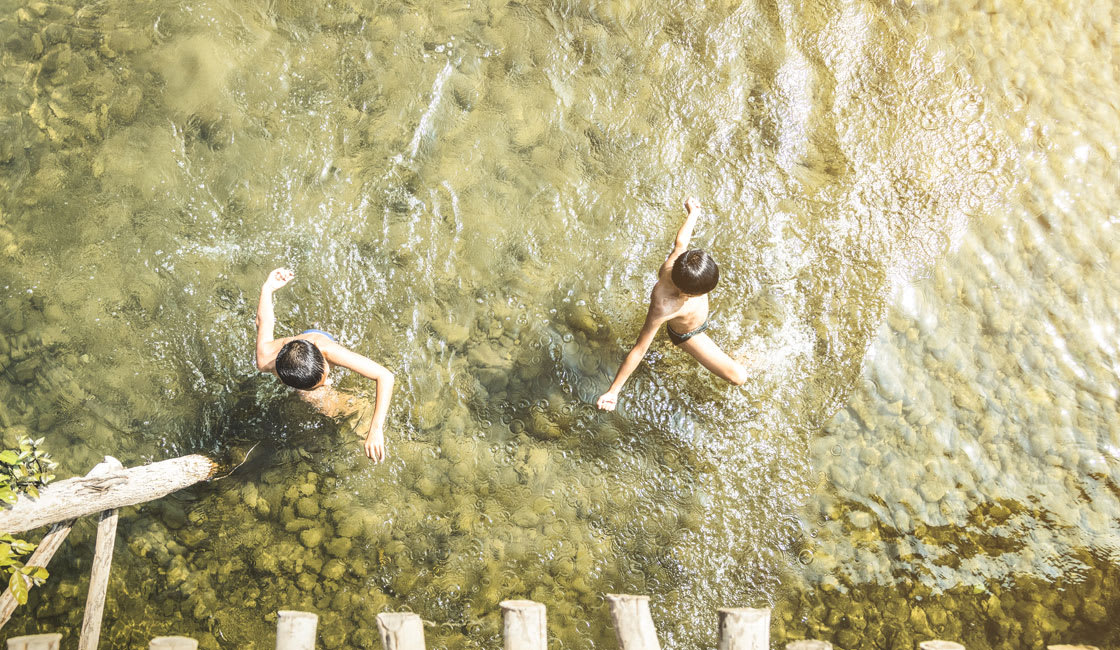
0,436,56,604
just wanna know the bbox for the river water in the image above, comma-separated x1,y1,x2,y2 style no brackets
1,0,1117,648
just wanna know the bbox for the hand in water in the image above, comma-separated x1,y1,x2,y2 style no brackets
365,426,385,462
596,391,618,411
263,267,294,291
685,196,701,214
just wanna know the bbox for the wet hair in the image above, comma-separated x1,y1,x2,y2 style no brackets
671,249,720,295
275,339,325,390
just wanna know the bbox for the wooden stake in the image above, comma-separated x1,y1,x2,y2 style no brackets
918,643,965,650
717,608,769,650
0,520,75,629
276,610,318,650
0,454,216,535
149,638,198,650
6,635,62,650
605,594,660,650
500,600,546,650
78,457,124,650
786,642,833,649
376,612,426,650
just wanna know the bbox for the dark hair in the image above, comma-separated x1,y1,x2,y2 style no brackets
671,249,720,295
275,339,326,390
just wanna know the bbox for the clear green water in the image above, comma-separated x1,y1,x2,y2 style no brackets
1,0,1116,648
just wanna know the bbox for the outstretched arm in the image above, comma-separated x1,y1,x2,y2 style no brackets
323,346,396,462
596,307,663,411
660,197,702,273
255,268,294,371
674,197,701,250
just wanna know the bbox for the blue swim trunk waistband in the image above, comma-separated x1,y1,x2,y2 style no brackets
300,328,336,342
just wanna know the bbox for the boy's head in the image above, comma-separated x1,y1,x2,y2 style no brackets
275,339,326,390
671,249,720,296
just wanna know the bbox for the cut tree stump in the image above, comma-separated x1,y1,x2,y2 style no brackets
276,610,318,650
606,594,660,650
7,635,62,650
717,608,769,650
376,612,426,650
500,600,546,650
149,639,198,650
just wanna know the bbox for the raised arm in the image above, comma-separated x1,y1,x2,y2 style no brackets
255,268,294,371
596,306,664,411
674,197,701,250
322,345,396,462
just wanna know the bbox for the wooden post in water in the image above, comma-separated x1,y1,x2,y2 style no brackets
276,610,318,650
0,520,74,629
786,642,833,649
606,594,660,650
500,600,546,650
0,454,216,535
376,612,426,650
717,608,770,650
78,457,124,650
918,643,965,650
7,635,62,650
149,638,198,650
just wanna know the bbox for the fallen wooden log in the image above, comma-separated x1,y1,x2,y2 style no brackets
919,642,965,650
0,520,74,628
78,457,124,650
376,612,426,650
785,641,833,649
606,594,660,650
0,454,216,534
717,608,769,650
500,600,546,650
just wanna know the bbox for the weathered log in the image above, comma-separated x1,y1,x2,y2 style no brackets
786,642,833,649
7,635,61,650
717,608,769,650
149,638,198,650
606,594,660,650
918,643,965,650
1047,646,1100,650
276,610,318,650
78,457,124,650
0,454,216,535
376,612,426,650
500,600,546,650
0,520,75,629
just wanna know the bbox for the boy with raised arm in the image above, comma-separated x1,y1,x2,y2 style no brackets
597,198,748,411
255,268,395,461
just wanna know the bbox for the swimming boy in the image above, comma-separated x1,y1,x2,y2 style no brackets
597,198,748,411
255,268,395,461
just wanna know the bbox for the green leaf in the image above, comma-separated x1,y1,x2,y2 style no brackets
24,485,37,499
0,487,17,504
9,571,27,605
22,566,47,581
0,451,17,465
10,540,36,554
